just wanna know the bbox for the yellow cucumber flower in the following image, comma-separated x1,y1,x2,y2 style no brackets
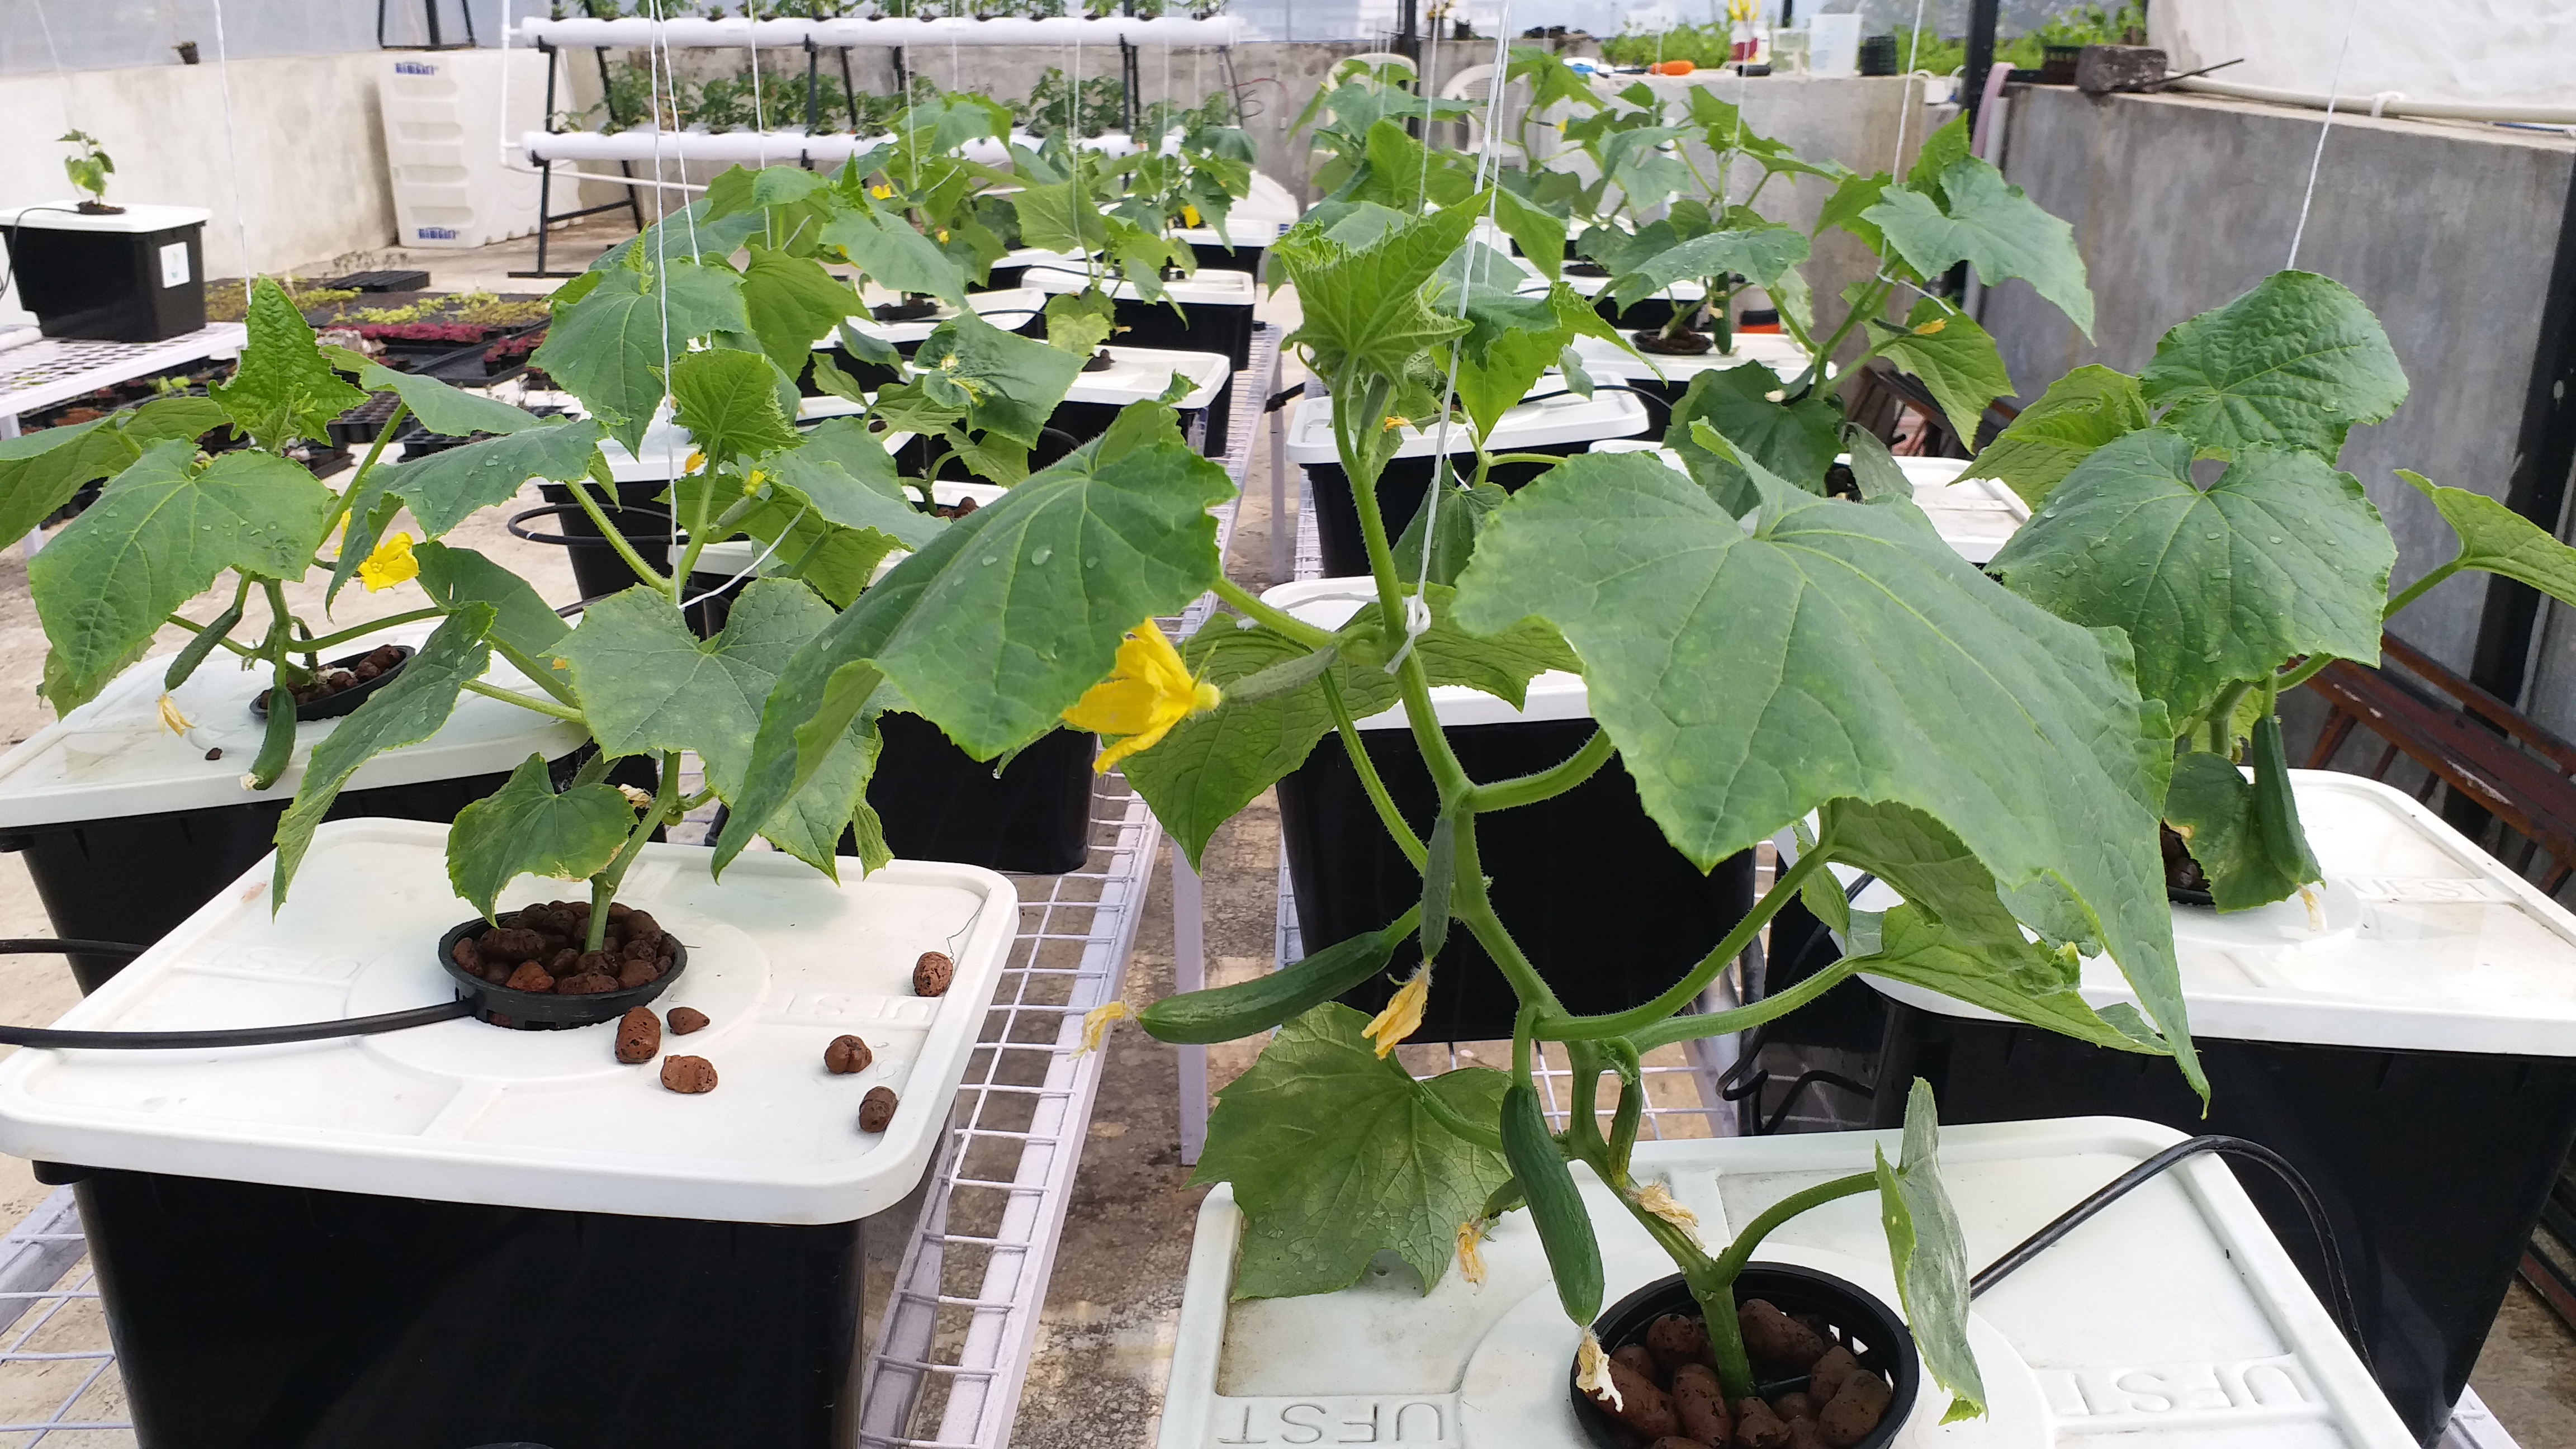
1456,1217,1489,1285
1061,619,1221,773
685,450,707,474
1181,203,1202,228
1076,1000,1129,1056
870,183,895,200
155,694,194,736
1576,1330,1621,1409
1632,1182,1703,1247
1361,964,1431,1058
357,531,419,592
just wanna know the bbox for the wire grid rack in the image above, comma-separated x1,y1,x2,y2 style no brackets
0,325,247,425
0,326,1278,1448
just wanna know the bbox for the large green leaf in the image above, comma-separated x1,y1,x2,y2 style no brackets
1280,203,1482,386
2163,746,2320,911
669,348,800,466
353,362,547,440
29,444,334,687
445,753,637,920
368,417,607,537
0,418,135,545
1816,171,1891,250
1869,300,2013,449
272,606,496,902
1608,224,1810,314
820,203,968,302
757,709,889,877
1128,589,1579,869
1193,1003,1512,1298
532,260,750,452
1665,363,1843,494
1863,160,2094,337
1007,178,1111,255
909,310,1085,449
2138,271,2407,462
592,199,764,272
1958,364,2147,505
1452,450,2196,1089
1987,429,2394,721
715,432,1230,872
210,278,369,449
1875,1079,1986,1424
2399,468,2576,608
411,541,571,694
554,579,831,801
740,245,860,382
756,419,941,548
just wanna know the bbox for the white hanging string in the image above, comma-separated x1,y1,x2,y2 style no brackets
1389,7,1514,672
2286,0,2365,271
746,0,770,167
29,0,72,143
1886,0,1929,178
208,0,255,312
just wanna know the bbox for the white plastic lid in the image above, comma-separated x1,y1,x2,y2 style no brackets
595,397,877,482
1540,272,1707,304
0,202,211,234
0,623,586,831
1262,577,1587,731
1065,347,1232,410
828,287,1048,348
1862,771,2576,1055
1022,262,1256,308
1880,456,2026,564
1162,1117,2412,1449
0,818,1017,1224
1284,387,1649,465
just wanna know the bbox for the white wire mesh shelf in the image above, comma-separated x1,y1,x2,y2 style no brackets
0,325,247,428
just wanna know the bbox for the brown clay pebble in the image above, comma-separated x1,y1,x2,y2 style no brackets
557,973,619,995
615,958,659,990
614,1007,660,1064
1645,1314,1711,1375
1768,1393,1812,1423
660,1055,717,1093
451,939,481,971
1731,1398,1792,1449
1737,1300,1827,1374
668,1007,710,1035
1816,1372,1891,1448
858,1086,898,1133
913,951,954,997
1671,1363,1732,1446
1651,1439,1707,1449
1786,1420,1827,1449
1611,1344,1658,1380
825,1035,874,1074
482,926,544,961
1806,1347,1860,1406
503,961,556,993
1793,1312,1831,1341
1592,1362,1678,1440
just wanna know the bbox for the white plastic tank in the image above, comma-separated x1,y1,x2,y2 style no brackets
378,49,547,250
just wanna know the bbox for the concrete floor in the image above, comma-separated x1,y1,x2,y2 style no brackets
0,212,2570,1446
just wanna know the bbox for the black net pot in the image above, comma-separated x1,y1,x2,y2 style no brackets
435,917,688,1030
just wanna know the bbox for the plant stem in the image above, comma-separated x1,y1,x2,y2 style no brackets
1626,958,1863,1053
1706,1172,1880,1284
1211,576,1335,648
1789,277,1889,397
301,608,447,655
562,471,671,592
1450,808,1567,1016
1542,847,1833,1040
586,750,678,951
668,467,720,603
1418,1076,1505,1150
1321,670,1427,868
461,678,588,723
1603,1040,1643,1178
1470,729,1613,813
319,398,411,539
2275,653,2333,693
2383,560,2458,623
2200,678,2252,756
163,613,257,657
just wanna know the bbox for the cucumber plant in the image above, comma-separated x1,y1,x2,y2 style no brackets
1972,269,2576,910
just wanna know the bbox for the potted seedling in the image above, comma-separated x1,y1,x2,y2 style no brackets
0,132,208,342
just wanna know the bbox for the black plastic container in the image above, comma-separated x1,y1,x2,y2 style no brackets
868,714,1096,875
1187,237,1269,282
1277,714,1753,1042
528,480,674,604
436,917,688,1028
67,1164,864,1449
1573,1266,1917,1449
1304,440,1620,578
249,645,415,722
1872,1002,2576,1445
1051,376,1227,460
1107,288,1255,371
2,211,206,342
0,762,571,992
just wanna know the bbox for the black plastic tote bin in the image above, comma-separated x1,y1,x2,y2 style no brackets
1287,391,1650,578
1856,770,2576,1446
533,479,674,604
1269,583,1751,1041
868,713,1097,875
0,203,207,342
1049,345,1235,458
1028,264,1257,370
62,1164,864,1449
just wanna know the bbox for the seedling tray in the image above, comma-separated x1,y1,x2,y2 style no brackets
1857,771,2576,1443
1163,1117,2413,1449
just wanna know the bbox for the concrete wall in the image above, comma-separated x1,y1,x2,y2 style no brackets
1981,85,2576,727
0,53,398,318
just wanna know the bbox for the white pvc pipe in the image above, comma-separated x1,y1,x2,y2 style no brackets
2169,75,2576,126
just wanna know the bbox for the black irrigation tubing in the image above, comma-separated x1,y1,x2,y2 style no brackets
1967,1134,2374,1373
0,940,474,1048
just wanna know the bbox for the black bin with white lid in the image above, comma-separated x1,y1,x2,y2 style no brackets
1264,577,1752,1043
1840,770,2576,1445
0,202,209,342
